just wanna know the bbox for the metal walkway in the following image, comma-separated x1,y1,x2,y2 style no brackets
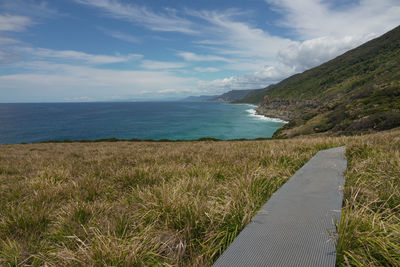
213,146,347,267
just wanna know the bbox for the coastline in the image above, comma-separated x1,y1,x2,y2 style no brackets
0,102,287,144
230,102,288,123
242,104,288,124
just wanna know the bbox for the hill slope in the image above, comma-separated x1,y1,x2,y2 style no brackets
209,89,255,102
250,25,400,138
233,88,269,104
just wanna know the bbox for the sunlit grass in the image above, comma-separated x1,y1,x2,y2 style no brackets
0,130,398,266
336,130,400,266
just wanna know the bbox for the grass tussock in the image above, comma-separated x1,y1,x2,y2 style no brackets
336,130,400,266
0,129,399,266
0,138,343,266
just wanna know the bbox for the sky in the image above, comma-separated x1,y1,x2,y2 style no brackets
0,0,399,102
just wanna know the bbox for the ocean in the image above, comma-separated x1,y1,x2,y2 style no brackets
0,102,286,144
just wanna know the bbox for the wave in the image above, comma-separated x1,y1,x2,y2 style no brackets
232,103,258,108
246,109,288,123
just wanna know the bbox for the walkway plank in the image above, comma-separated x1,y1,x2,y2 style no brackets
213,146,347,267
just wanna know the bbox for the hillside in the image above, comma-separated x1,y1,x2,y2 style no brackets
181,89,257,103
209,89,256,102
244,25,400,138
233,88,269,104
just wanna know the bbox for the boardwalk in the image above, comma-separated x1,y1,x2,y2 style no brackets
213,146,347,267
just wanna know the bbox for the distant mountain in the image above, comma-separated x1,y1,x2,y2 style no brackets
234,88,270,104
239,25,400,138
209,89,256,102
181,95,218,102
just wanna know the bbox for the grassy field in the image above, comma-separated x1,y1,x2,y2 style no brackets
0,130,399,266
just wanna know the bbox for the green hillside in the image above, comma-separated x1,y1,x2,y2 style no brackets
210,89,256,102
246,25,400,138
233,88,268,104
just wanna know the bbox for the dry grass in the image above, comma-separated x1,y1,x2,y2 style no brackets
0,130,398,266
336,130,400,266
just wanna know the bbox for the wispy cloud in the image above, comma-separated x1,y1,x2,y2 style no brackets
0,61,197,102
189,9,294,60
20,47,143,65
192,1,400,93
140,60,187,70
262,0,400,73
75,0,197,34
1,0,400,101
0,37,21,45
177,52,231,62
194,67,220,73
0,0,61,21
266,0,400,40
0,14,32,32
277,35,373,72
98,28,140,43
196,63,293,94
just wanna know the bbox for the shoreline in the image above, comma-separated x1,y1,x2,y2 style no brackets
230,102,288,123
242,104,288,124
0,102,287,145
0,136,276,145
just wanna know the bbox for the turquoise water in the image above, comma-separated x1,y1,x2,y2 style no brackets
0,102,286,144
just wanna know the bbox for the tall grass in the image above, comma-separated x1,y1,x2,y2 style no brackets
336,130,400,266
0,130,398,266
0,138,344,266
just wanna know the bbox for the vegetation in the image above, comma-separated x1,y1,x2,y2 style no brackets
0,137,342,266
182,89,259,103
209,89,258,102
234,88,269,104
0,129,399,266
337,129,400,266
237,25,400,137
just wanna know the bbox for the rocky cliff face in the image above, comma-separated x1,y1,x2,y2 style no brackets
256,97,321,121
209,89,255,102
249,25,400,138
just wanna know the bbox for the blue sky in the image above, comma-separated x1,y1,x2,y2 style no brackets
0,0,399,102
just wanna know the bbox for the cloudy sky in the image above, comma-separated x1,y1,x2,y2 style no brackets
0,0,399,102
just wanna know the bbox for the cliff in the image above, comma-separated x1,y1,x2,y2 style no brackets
243,25,400,138
210,89,256,102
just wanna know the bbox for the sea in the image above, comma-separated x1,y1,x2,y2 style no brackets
0,102,287,144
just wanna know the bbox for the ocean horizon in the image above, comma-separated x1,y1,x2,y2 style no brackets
0,101,286,144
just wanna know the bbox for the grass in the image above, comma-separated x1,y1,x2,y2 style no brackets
0,129,399,266
336,129,400,266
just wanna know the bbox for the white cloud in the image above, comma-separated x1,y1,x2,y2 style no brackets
2,0,400,101
0,62,197,101
100,28,140,43
263,0,400,73
21,47,143,65
0,37,20,45
196,63,294,94
266,0,400,40
177,52,231,62
75,0,196,34
0,38,22,63
0,14,32,31
140,60,187,70
277,35,373,72
0,0,60,19
196,1,400,93
194,67,220,72
189,9,295,60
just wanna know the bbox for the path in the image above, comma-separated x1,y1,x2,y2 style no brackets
213,146,347,267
